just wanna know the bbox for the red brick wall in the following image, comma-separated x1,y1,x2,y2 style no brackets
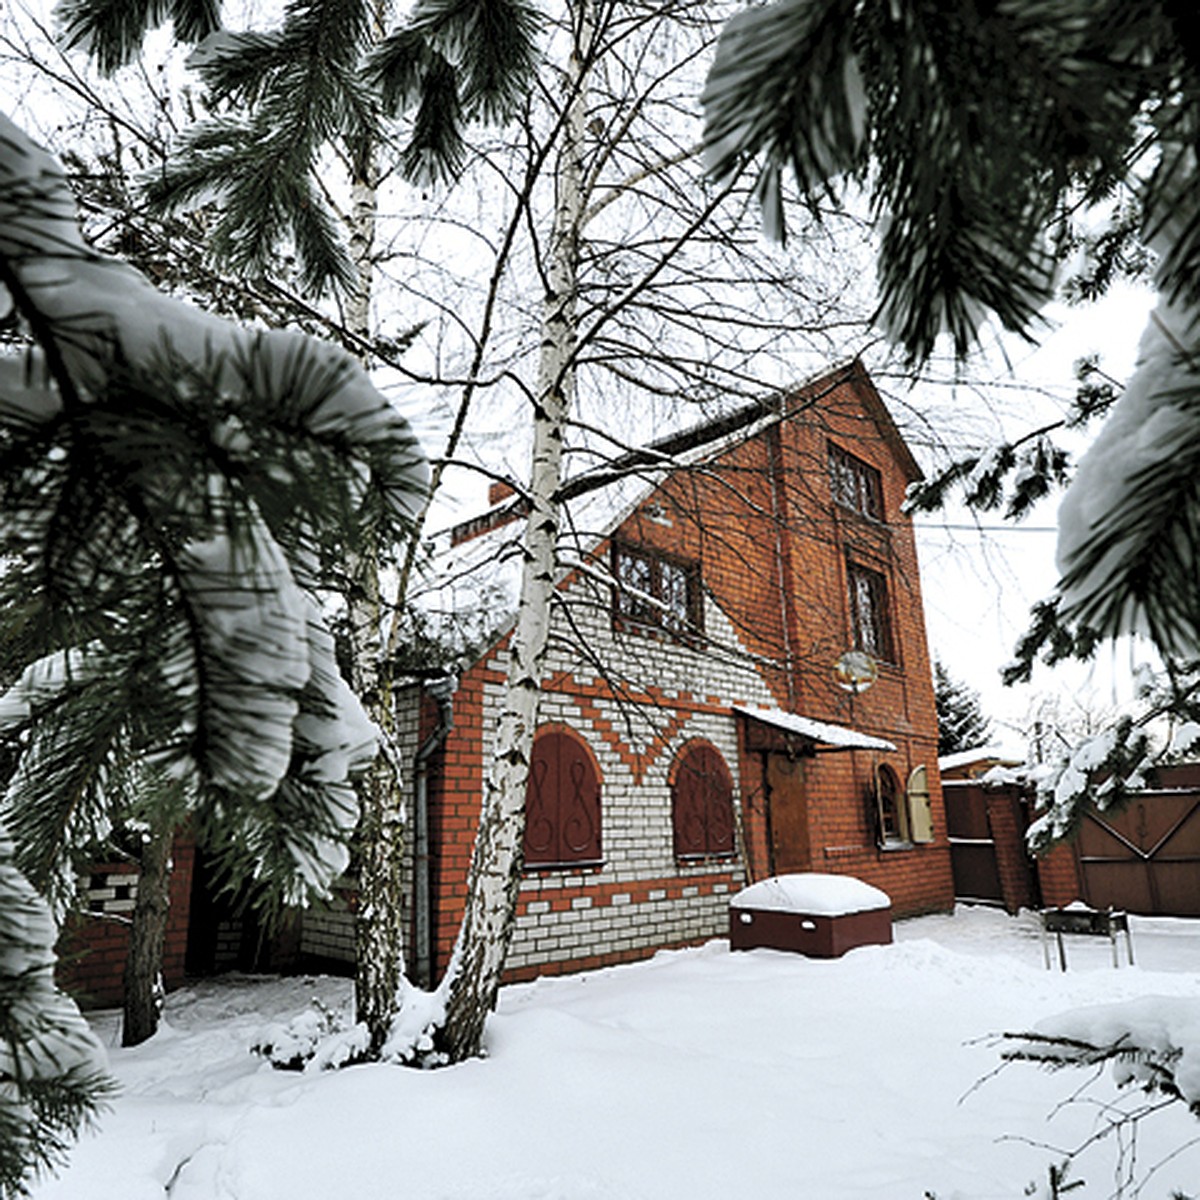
424,362,953,982
1037,843,1083,908
982,791,1041,913
56,835,196,1009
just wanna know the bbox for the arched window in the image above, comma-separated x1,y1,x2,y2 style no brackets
875,764,908,845
671,742,735,859
523,727,602,868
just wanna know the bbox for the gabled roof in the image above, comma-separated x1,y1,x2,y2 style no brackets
410,360,922,657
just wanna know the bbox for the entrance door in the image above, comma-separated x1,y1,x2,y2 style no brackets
766,753,810,873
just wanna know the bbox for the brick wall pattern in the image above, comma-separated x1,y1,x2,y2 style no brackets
56,837,196,1009
397,363,954,986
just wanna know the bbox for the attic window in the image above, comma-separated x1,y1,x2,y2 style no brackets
829,443,883,520
612,543,702,638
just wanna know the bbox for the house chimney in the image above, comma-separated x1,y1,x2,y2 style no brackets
489,480,516,506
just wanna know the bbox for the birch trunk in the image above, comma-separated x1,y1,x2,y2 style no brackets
440,0,593,1062
341,136,411,1050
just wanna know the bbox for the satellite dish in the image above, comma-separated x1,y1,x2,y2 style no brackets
834,649,878,694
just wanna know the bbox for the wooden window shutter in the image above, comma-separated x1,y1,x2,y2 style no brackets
907,765,934,843
672,743,735,858
523,730,602,867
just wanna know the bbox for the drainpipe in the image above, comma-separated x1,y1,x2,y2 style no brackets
414,672,456,989
765,422,798,711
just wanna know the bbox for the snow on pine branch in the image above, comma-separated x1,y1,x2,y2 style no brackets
0,817,111,1196
1004,996,1200,1116
0,110,429,905
1056,285,1200,655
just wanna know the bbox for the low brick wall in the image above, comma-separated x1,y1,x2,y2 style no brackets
56,837,196,1009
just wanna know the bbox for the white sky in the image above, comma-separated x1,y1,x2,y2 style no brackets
1,1,1166,755
914,280,1159,751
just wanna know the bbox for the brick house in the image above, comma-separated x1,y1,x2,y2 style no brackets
377,358,953,987
57,359,954,1003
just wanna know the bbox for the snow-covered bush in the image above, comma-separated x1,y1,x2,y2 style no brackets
252,999,369,1072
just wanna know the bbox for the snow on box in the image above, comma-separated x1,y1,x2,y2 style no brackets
731,872,890,916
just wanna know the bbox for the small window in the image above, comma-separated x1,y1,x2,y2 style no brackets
874,764,908,846
523,728,602,868
847,561,895,663
671,742,735,859
613,543,702,637
829,444,884,520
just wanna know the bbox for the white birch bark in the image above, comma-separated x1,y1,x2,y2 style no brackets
440,0,593,1061
341,137,411,1050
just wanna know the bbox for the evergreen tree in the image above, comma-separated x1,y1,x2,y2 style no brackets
933,661,992,757
0,105,427,1066
703,1,1200,663
51,0,541,1052
1,817,110,1199
44,0,875,1065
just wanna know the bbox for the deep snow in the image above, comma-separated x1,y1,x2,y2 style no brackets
34,906,1200,1200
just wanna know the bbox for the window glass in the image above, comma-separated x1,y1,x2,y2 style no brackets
612,543,702,637
829,444,883,520
660,559,692,633
848,562,895,663
876,765,907,844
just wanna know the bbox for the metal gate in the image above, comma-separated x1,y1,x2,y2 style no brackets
1077,791,1200,916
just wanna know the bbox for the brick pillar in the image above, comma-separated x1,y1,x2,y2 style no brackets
983,789,1039,913
1037,843,1083,908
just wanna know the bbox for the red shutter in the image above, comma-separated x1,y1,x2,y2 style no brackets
672,744,734,858
523,731,601,866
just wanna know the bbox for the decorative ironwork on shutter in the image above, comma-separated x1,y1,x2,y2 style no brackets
523,730,601,867
672,743,734,858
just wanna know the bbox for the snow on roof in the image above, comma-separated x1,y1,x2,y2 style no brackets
938,745,1022,770
732,873,891,915
732,706,896,752
409,361,886,656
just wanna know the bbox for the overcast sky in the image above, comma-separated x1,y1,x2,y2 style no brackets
915,279,1158,752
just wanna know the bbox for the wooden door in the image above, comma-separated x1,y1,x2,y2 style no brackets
943,782,1004,906
766,753,810,873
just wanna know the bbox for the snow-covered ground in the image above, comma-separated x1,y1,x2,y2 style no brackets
36,906,1200,1200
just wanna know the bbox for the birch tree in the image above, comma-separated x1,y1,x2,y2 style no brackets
416,0,872,1060
32,0,874,1063
39,0,541,1051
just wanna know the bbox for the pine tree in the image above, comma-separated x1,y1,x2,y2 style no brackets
704,1,1200,663
51,0,541,1052
1,817,110,1198
0,107,427,1063
42,0,876,1065
933,661,992,758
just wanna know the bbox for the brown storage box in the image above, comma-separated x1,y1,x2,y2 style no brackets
729,874,893,958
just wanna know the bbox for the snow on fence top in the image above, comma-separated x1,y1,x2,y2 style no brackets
732,873,891,916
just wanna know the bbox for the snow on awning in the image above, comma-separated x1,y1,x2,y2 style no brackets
733,706,895,753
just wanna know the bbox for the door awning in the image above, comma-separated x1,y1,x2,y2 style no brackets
733,706,896,753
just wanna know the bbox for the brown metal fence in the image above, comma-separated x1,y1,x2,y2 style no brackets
1076,790,1200,916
